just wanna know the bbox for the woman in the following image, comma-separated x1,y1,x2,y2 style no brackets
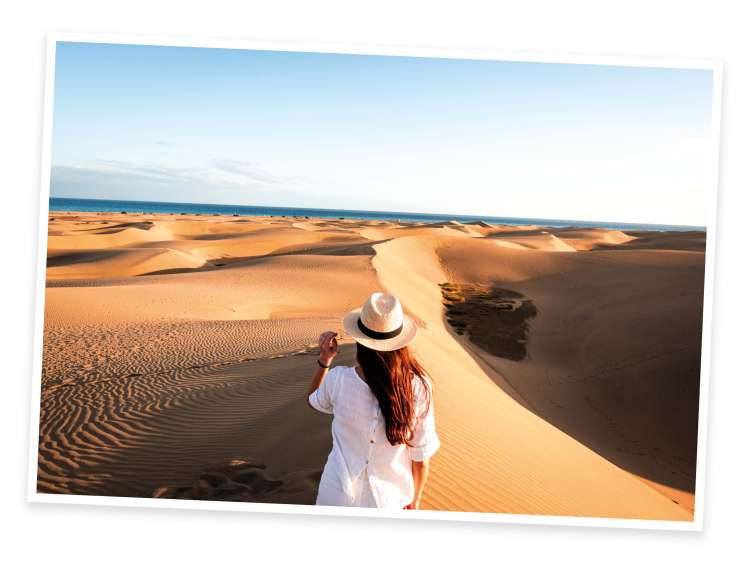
307,292,440,510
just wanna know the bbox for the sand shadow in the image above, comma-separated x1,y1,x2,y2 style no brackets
439,283,537,362
152,459,323,504
438,280,702,505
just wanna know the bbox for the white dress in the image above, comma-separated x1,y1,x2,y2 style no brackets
308,365,440,509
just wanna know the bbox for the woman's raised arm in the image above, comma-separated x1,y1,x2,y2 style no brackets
306,331,339,406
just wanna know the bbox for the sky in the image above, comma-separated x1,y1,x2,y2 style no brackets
50,42,716,226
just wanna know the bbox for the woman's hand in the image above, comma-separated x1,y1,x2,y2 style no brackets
318,331,339,366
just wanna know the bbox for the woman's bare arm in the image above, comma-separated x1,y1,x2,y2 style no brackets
306,331,339,407
405,459,429,509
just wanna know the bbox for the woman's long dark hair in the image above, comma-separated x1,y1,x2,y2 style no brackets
356,342,432,446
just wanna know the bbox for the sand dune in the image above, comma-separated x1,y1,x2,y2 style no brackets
616,230,707,252
371,234,693,518
491,231,578,252
419,220,483,236
438,234,703,511
554,227,636,250
47,247,207,279
38,346,349,499
38,212,704,520
48,221,175,251
46,214,380,278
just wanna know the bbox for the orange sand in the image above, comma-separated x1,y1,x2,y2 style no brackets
38,212,704,519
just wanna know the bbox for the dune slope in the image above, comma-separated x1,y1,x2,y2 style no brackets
372,234,692,519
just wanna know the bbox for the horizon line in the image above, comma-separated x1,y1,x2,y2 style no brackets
48,195,706,230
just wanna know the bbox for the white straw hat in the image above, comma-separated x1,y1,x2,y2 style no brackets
343,292,418,352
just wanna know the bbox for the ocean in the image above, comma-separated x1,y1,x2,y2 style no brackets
48,198,705,232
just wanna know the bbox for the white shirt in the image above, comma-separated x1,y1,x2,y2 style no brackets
308,365,440,509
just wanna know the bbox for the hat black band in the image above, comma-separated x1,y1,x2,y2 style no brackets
357,318,403,340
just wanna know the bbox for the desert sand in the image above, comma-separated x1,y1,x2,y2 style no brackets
38,211,705,520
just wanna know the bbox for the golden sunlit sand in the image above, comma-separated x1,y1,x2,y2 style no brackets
39,211,704,519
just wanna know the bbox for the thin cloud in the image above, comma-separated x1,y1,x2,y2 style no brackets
210,159,302,186
50,159,316,203
56,159,309,190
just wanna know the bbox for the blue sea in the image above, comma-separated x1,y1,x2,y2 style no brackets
48,198,705,232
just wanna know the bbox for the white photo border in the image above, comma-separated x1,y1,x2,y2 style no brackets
27,31,724,532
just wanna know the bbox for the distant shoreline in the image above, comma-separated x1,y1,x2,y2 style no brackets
48,197,706,233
